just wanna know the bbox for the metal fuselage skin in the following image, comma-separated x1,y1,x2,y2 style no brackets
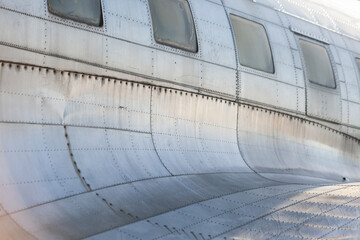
0,0,360,239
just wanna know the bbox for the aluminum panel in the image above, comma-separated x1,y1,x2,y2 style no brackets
287,15,325,41
105,0,152,45
151,88,251,175
0,9,45,51
0,215,36,240
0,124,85,213
0,0,46,17
348,101,360,128
237,105,360,181
201,62,236,97
307,86,342,122
66,127,170,190
340,81,348,100
297,87,306,113
191,0,236,68
224,0,282,25
87,183,360,240
153,50,201,88
240,72,298,111
48,22,105,65
10,173,275,240
342,100,349,124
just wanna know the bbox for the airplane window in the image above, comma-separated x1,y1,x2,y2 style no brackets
230,15,274,74
356,58,360,74
148,0,198,53
47,0,103,27
299,39,336,89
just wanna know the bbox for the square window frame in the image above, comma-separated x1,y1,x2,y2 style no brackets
148,0,199,54
228,12,276,76
47,0,104,28
296,35,339,91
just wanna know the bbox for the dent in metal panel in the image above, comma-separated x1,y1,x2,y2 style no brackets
201,62,237,97
0,124,85,213
65,76,152,132
66,127,170,190
151,88,250,175
152,50,201,87
105,0,152,45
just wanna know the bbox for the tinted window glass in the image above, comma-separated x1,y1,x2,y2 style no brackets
48,0,102,26
356,58,360,74
299,40,336,88
230,15,274,73
148,0,198,52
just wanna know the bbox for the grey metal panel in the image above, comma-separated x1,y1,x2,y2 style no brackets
85,174,279,240
48,22,105,66
343,66,360,103
106,38,154,79
0,215,37,240
201,62,237,97
297,87,306,113
151,87,251,175
152,50,201,89
342,100,349,124
279,0,317,23
0,8,45,51
87,183,360,240
0,123,86,213
348,101,360,128
237,105,360,181
67,127,170,189
240,72,299,111
104,0,152,46
0,0,46,17
191,0,236,68
307,86,342,122
340,82,348,100
10,173,276,240
223,0,282,26
287,15,326,42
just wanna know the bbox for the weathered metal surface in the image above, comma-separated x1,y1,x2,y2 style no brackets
0,0,359,239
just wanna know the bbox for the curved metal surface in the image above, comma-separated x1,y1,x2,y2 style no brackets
0,0,359,239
